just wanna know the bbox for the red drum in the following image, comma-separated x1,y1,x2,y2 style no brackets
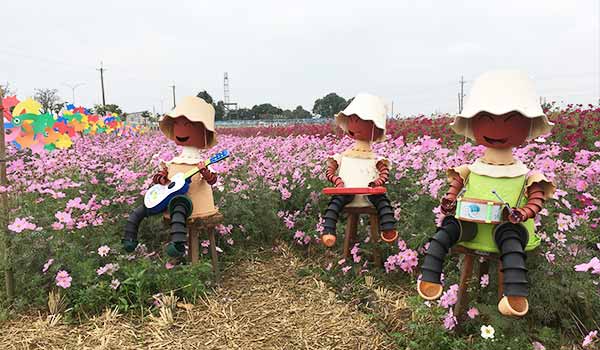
322,187,387,195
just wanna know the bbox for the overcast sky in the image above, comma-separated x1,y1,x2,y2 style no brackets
1,0,598,116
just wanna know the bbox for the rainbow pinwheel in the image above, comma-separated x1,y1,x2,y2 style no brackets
2,96,147,152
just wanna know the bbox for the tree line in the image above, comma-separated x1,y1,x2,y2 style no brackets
197,90,352,121
16,87,354,121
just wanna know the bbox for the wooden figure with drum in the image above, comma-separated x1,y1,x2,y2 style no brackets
320,93,398,247
416,70,556,317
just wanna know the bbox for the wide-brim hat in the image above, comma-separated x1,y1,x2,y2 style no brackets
335,92,388,142
451,70,554,140
159,96,217,147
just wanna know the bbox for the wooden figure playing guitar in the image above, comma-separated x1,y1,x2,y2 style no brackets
123,96,225,258
321,93,398,247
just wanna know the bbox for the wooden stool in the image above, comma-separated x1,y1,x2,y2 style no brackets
188,212,224,281
342,206,383,267
164,212,224,281
451,245,503,320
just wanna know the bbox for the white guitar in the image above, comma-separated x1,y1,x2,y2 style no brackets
144,150,230,214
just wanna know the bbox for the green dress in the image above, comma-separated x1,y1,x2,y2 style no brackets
457,172,540,253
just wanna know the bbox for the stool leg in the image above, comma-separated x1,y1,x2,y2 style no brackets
497,260,504,300
369,214,383,267
208,227,220,282
188,225,199,265
454,254,474,319
343,213,358,260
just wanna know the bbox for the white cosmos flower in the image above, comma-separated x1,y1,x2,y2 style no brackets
481,325,495,339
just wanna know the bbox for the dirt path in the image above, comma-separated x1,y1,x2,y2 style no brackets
0,247,397,350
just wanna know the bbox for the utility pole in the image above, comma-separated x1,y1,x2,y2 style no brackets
0,87,15,302
97,62,107,106
63,82,85,105
169,84,176,108
458,75,466,113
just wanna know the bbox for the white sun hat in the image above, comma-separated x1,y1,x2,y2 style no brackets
335,92,388,142
451,70,554,140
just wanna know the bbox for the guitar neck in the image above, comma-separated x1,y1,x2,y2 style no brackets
182,151,229,180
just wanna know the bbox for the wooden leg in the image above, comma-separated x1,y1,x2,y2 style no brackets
497,260,504,300
369,214,382,267
343,213,358,260
188,225,199,265
454,254,474,319
208,227,220,282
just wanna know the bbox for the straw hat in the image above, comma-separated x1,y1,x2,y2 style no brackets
451,70,553,140
335,93,388,142
159,96,217,147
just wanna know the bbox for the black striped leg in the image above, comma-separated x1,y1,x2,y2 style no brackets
421,216,461,284
323,195,354,236
123,205,149,252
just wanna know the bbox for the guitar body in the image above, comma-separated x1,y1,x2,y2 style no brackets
144,173,190,214
143,150,230,215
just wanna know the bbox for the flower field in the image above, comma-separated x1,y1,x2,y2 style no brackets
1,104,600,349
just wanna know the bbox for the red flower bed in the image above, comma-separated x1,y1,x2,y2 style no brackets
218,104,600,151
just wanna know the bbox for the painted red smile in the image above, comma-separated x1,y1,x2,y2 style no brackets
484,136,508,144
176,136,190,142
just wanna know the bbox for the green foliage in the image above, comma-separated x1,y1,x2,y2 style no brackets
312,92,347,118
94,103,123,116
282,105,313,119
34,88,63,114
196,90,214,104
251,103,283,119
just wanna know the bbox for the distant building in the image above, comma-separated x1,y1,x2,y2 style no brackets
126,111,159,130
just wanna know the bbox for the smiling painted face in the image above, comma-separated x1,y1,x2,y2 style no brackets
172,116,209,148
346,114,384,142
471,112,531,149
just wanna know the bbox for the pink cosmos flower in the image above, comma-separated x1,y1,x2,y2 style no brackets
443,309,457,330
8,217,37,233
55,270,72,289
480,274,489,288
51,222,65,230
545,251,555,264
583,330,598,347
532,341,546,350
439,284,459,308
97,245,111,257
467,307,479,319
165,261,175,270
110,279,120,290
42,259,54,273
575,257,600,274
96,263,119,276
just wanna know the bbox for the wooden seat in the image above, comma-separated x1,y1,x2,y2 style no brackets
451,245,503,320
341,206,382,267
